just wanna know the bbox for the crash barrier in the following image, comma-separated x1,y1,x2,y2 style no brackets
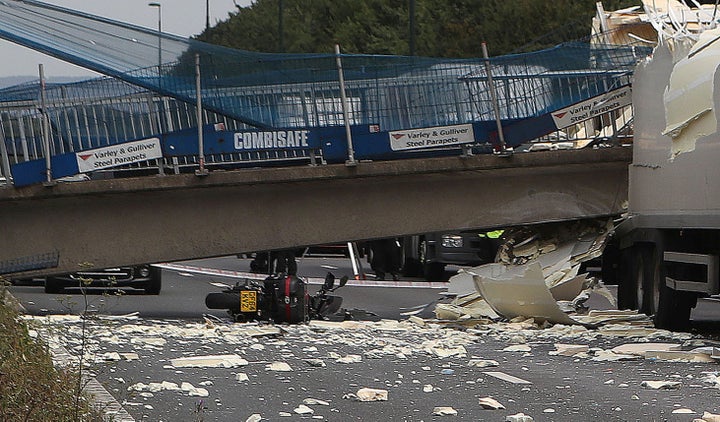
0,1,647,186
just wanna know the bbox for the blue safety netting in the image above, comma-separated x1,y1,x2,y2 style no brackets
0,0,651,132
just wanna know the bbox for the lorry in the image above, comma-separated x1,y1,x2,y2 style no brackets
597,3,720,331
371,2,720,330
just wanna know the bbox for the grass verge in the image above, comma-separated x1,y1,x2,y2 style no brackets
0,283,103,421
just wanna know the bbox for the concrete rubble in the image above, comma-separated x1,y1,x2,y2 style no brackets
695,411,720,422
641,380,682,390
432,406,458,416
506,413,534,422
478,396,506,410
170,354,249,368
266,361,293,372
645,350,716,363
27,301,720,420
293,404,314,415
354,388,388,402
443,219,630,327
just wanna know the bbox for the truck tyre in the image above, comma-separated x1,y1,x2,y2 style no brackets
638,245,661,316
655,284,695,331
419,239,445,280
601,243,620,285
617,247,640,310
402,257,422,277
655,260,698,331
44,277,64,294
618,244,661,315
144,267,162,295
423,262,446,281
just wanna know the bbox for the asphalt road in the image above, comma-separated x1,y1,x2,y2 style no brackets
10,255,720,328
8,256,720,421
9,255,446,320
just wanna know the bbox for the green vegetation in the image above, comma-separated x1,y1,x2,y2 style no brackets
0,284,100,421
198,0,639,57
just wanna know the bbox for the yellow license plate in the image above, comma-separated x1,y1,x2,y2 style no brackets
240,290,257,312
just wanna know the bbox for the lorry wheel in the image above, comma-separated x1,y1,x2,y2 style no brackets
402,257,422,277
617,247,640,310
638,245,661,316
655,262,698,331
419,239,445,280
655,284,695,331
618,244,661,315
144,267,162,295
44,277,64,294
423,262,446,281
601,243,620,285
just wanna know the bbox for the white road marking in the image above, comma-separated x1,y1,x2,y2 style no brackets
155,263,449,289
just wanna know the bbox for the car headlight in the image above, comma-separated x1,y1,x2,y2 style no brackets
138,266,150,277
441,235,463,248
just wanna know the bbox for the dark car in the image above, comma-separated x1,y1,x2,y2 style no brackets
44,264,162,295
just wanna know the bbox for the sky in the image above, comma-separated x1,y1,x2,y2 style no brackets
0,0,253,78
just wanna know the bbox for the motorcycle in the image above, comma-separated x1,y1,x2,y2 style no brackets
205,272,348,323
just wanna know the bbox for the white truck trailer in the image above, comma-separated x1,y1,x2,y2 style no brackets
610,25,720,330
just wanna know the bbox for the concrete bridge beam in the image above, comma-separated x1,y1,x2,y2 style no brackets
0,148,630,277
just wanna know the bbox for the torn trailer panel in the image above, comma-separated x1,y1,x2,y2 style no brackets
605,1,720,331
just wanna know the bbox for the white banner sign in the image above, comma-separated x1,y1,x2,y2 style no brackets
389,124,475,151
551,86,632,129
76,138,162,173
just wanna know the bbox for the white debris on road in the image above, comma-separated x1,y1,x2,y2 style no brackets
423,339,468,358
335,354,362,363
245,414,262,422
128,380,207,397
128,381,180,393
171,354,249,368
478,396,506,410
673,408,695,414
549,343,589,357
26,277,719,422
503,344,532,353
293,404,314,415
266,361,293,372
468,358,499,368
611,343,681,356
483,371,532,385
645,350,716,363
697,411,720,421
304,358,326,367
354,388,389,402
506,413,534,422
303,398,329,406
641,380,682,390
446,219,622,325
701,373,720,389
432,406,458,416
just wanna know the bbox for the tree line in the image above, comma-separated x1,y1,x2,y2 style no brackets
198,0,641,57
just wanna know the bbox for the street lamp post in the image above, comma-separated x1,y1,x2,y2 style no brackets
148,2,162,78
206,0,210,31
148,2,165,175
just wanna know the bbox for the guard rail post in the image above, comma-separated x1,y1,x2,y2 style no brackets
335,44,356,167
